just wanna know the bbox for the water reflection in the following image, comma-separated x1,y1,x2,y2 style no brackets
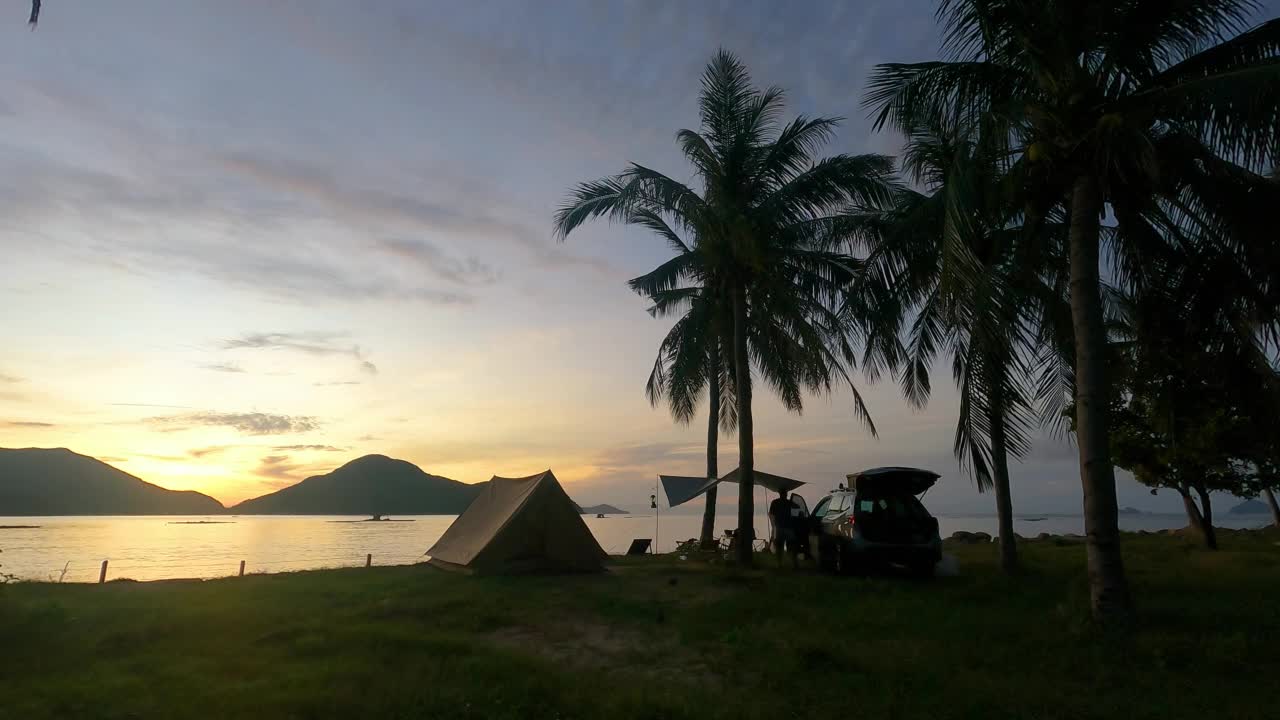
0,513,1266,582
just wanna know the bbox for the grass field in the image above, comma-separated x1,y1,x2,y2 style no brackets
2,530,1278,720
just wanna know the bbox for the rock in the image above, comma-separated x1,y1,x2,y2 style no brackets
949,530,994,545
1036,532,1053,541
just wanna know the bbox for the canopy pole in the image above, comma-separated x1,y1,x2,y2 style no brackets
653,475,659,555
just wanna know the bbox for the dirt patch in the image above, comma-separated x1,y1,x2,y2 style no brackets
489,619,721,687
493,621,640,661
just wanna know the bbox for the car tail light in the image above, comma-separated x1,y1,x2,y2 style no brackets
845,514,857,526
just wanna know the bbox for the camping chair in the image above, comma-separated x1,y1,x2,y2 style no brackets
674,538,701,555
722,528,767,555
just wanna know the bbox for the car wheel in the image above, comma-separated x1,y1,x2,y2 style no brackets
818,541,837,573
910,561,936,579
834,544,851,575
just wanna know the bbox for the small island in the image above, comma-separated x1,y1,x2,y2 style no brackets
580,504,629,516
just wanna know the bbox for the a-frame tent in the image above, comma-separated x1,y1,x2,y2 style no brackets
427,469,607,574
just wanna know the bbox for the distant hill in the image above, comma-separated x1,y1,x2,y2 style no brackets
580,504,629,515
1229,499,1269,515
231,454,483,515
1118,506,1144,515
0,447,225,515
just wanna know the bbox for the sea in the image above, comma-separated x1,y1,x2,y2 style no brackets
0,512,1270,583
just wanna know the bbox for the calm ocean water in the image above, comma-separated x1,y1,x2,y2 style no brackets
0,512,1269,582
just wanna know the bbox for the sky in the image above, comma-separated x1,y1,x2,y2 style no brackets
2,1,1274,513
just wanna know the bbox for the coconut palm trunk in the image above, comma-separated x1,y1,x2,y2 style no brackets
988,398,1018,573
1178,485,1207,535
700,343,721,549
1067,176,1132,621
1264,488,1280,529
731,280,755,566
1193,482,1218,550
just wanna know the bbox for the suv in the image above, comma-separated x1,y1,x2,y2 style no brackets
808,467,942,576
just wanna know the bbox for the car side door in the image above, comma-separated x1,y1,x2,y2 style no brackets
809,496,832,564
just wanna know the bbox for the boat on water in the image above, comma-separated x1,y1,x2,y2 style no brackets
327,515,416,524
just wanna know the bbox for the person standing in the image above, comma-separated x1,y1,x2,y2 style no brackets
769,490,799,569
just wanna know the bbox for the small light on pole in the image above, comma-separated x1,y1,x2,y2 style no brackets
651,493,658,554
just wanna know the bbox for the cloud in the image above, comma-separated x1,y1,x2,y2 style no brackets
187,446,228,458
221,332,379,375
199,362,246,374
98,456,129,463
253,454,307,481
147,412,320,435
215,151,534,275
313,380,362,387
0,372,22,383
357,435,379,442
2,420,56,428
271,444,346,452
0,155,482,306
110,403,197,409
591,442,705,472
379,238,500,286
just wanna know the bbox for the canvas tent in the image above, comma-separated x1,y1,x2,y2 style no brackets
659,467,805,508
427,470,607,574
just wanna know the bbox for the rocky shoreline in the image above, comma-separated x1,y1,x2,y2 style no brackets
948,525,1276,546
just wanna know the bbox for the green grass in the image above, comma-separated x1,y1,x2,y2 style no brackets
2,530,1278,720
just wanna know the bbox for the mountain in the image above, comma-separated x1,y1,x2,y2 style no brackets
231,454,483,515
0,447,225,515
580,504,629,515
1229,499,1269,515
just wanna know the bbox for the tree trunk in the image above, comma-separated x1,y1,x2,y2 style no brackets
988,401,1018,573
731,280,755,566
1194,483,1218,551
700,342,720,549
1264,488,1280,529
1178,485,1206,535
1067,175,1132,622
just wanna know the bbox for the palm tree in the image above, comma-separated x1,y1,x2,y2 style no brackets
855,124,1048,573
628,237,737,548
555,51,897,564
865,0,1280,621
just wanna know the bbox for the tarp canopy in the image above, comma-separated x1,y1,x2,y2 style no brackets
719,467,806,494
659,474,716,508
660,467,805,508
426,470,607,574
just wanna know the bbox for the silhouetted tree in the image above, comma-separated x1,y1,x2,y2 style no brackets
854,123,1060,573
865,0,1280,622
630,248,737,548
556,51,897,564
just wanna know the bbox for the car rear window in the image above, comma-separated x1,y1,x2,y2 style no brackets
812,496,832,517
856,493,930,520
